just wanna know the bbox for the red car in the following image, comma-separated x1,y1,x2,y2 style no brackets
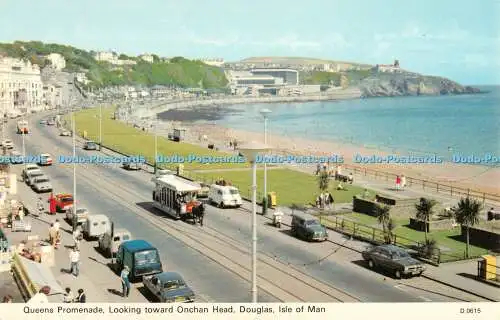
53,193,74,212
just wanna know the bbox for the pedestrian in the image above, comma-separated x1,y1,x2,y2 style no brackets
73,227,81,250
69,247,80,277
76,289,86,303
487,208,495,221
120,266,131,298
49,196,56,215
328,192,334,208
37,197,44,215
395,175,401,190
53,219,60,232
400,175,406,189
348,173,354,184
18,206,24,221
49,223,57,246
63,287,74,303
2,295,13,303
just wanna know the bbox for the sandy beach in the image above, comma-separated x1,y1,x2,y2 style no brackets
132,104,500,196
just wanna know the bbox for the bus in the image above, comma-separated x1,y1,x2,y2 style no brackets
152,174,202,220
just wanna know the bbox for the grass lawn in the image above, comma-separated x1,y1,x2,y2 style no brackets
334,212,490,262
191,168,368,206
69,107,247,170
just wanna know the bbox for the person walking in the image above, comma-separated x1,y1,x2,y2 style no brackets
63,287,74,303
18,205,24,221
72,228,82,250
48,223,57,246
76,289,86,303
69,247,80,277
37,197,44,216
395,175,401,191
49,196,56,215
120,266,131,298
400,175,406,189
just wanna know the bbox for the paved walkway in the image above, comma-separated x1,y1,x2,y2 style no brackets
3,192,148,303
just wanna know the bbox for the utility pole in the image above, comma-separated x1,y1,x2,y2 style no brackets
99,104,102,150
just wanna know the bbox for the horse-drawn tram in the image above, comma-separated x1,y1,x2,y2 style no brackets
152,174,205,225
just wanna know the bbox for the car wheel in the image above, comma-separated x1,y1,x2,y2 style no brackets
394,269,402,279
219,202,224,209
367,260,375,269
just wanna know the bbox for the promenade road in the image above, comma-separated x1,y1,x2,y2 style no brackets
6,114,489,302
8,121,276,303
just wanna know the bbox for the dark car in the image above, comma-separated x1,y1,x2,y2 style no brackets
122,161,140,170
290,212,328,242
362,244,426,279
83,141,97,150
143,272,195,303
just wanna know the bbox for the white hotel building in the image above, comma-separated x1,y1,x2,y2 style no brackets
0,56,44,115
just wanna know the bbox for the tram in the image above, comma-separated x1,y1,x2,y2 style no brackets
152,174,202,220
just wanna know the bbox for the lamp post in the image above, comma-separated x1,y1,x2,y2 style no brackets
238,142,271,303
154,116,158,174
259,108,272,200
71,102,77,229
99,104,102,150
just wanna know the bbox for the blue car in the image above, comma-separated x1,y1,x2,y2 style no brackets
143,272,195,303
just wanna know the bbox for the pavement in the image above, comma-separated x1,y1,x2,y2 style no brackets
2,194,148,302
2,112,498,303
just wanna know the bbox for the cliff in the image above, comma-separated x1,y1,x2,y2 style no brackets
356,73,481,97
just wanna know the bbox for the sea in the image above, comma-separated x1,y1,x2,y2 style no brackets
216,86,500,163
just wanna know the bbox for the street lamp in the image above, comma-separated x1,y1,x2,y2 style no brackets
71,101,77,231
238,141,271,303
99,104,102,150
154,115,158,174
259,108,272,201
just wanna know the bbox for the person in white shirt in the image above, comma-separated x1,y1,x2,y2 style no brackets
63,287,74,302
69,248,80,277
53,219,60,231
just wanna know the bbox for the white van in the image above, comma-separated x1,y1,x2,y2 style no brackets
208,184,243,208
82,214,111,240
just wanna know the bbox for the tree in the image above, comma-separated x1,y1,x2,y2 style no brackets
386,218,397,244
454,197,482,258
415,197,437,241
375,204,391,242
317,170,329,193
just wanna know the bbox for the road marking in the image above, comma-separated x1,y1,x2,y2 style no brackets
394,285,408,292
419,296,432,302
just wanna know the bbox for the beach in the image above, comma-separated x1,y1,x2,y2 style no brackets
128,100,500,196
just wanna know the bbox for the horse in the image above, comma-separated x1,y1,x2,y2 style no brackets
191,203,205,226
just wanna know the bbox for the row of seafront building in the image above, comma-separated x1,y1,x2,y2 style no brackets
0,53,80,116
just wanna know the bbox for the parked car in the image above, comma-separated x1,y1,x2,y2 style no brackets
38,153,53,166
9,150,23,164
115,240,162,282
54,193,74,212
65,207,89,227
122,161,140,170
32,175,53,193
361,244,426,279
290,212,328,242
26,169,45,186
60,130,71,136
22,164,40,180
81,214,110,240
143,272,195,303
208,184,243,208
83,141,97,150
1,139,14,149
98,228,132,257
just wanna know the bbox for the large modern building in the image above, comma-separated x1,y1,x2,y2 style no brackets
0,57,44,114
249,68,299,85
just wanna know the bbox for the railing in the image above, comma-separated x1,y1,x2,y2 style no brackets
11,253,38,300
317,215,443,264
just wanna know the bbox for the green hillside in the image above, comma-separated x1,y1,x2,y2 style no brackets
0,41,229,89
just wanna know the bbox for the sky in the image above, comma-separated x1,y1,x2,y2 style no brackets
1,0,499,84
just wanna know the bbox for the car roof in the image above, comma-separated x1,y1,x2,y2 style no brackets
35,174,49,179
28,169,43,175
26,164,38,169
291,211,318,220
155,272,183,282
377,244,404,252
56,193,72,197
121,239,155,251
